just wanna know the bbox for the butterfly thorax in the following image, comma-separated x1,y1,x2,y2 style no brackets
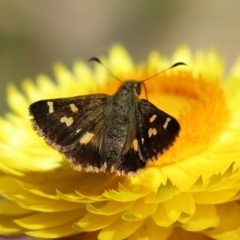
103,81,141,121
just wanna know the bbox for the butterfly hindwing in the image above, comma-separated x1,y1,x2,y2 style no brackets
111,99,180,173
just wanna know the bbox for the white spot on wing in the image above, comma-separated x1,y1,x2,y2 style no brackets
79,132,94,144
149,114,157,123
60,116,73,126
47,101,54,113
163,117,171,130
148,128,157,137
70,103,78,112
132,139,138,151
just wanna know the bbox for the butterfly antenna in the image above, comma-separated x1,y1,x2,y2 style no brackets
89,57,123,83
142,82,148,100
141,62,187,82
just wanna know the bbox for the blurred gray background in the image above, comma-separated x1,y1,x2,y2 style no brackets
0,0,240,115
0,1,240,239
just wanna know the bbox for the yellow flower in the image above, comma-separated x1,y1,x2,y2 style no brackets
0,44,240,240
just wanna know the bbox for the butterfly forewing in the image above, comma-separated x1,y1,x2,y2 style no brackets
137,99,180,160
29,94,108,151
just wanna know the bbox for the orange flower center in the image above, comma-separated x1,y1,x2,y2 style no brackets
146,72,229,166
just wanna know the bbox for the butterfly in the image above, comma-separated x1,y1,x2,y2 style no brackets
29,58,185,175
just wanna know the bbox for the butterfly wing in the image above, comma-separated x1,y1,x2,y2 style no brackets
117,99,180,173
29,94,109,170
137,99,180,160
30,94,180,175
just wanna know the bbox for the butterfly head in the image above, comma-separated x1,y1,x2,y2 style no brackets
119,81,142,96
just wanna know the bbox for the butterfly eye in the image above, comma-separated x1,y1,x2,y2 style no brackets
135,82,141,95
